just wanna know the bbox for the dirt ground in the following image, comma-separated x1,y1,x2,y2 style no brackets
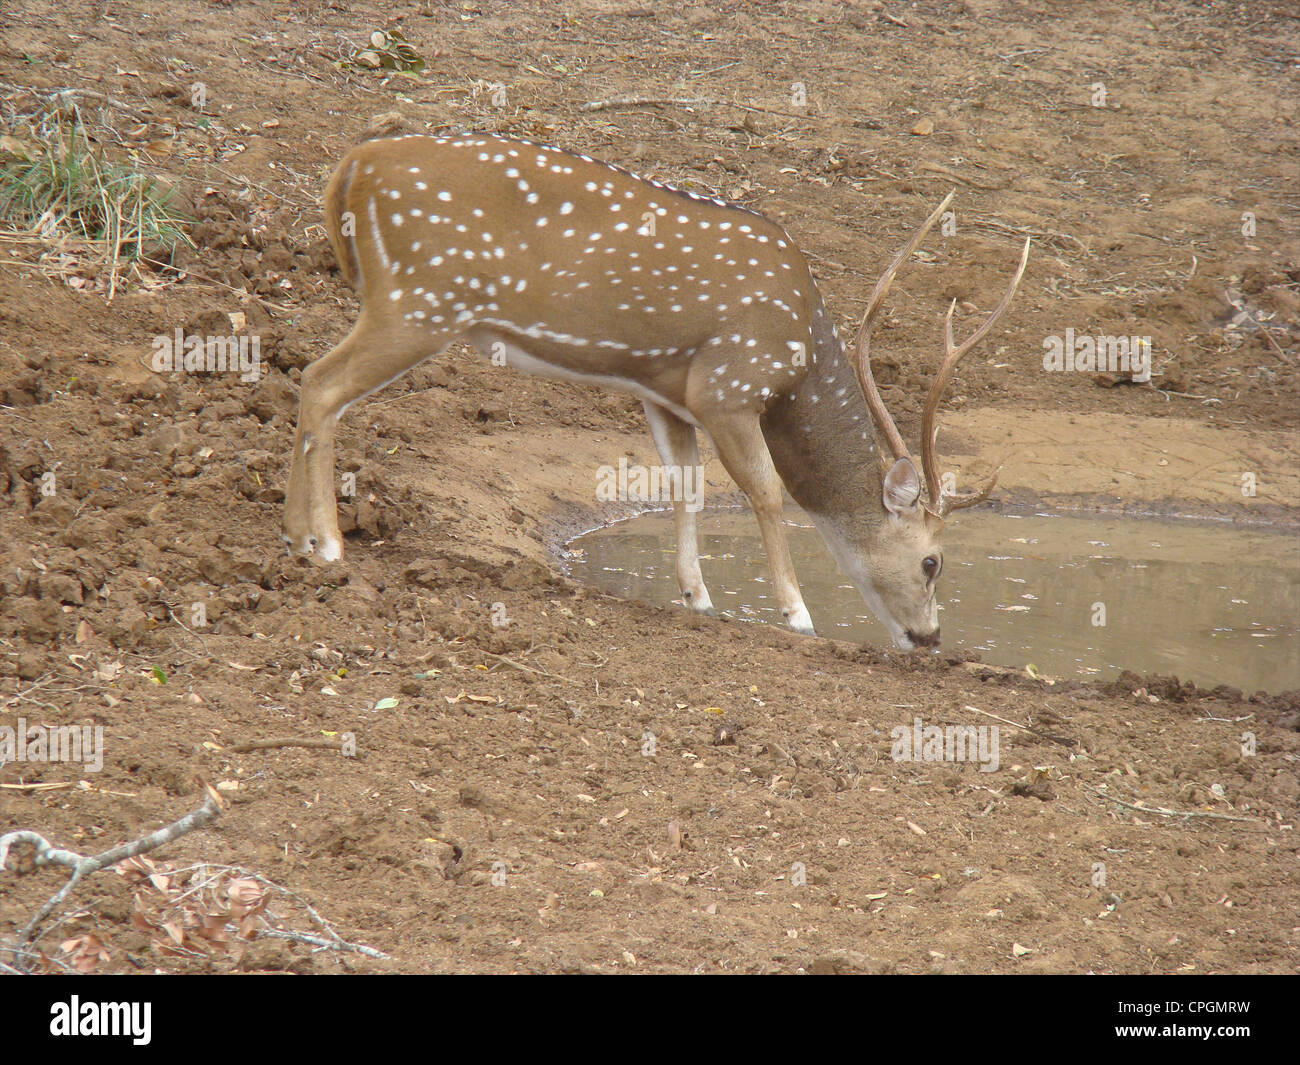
1,0,1298,974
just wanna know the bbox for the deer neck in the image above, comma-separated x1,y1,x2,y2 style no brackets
761,289,884,524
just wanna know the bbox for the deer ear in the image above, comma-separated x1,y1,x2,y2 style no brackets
882,457,923,516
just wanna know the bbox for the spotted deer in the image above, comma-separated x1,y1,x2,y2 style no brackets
284,132,1028,650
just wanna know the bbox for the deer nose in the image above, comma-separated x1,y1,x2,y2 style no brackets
906,628,940,649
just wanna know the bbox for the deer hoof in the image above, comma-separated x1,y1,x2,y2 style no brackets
282,531,344,563
784,603,816,637
683,588,716,614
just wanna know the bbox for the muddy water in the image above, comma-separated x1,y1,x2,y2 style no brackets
568,510,1300,693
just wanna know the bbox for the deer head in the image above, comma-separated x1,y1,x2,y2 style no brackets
806,192,1030,649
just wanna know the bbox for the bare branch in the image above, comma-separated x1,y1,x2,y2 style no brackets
1,792,224,944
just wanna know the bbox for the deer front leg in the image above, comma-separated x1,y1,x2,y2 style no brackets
284,350,344,561
697,411,815,636
642,400,714,614
284,319,448,561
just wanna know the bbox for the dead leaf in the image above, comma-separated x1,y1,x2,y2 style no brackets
60,933,110,973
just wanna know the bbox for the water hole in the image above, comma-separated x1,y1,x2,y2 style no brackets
567,509,1300,694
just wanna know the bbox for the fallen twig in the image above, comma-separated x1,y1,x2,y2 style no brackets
581,94,809,120
167,606,210,654
0,790,224,944
963,703,1076,747
227,737,345,753
0,81,151,123
477,648,580,686
254,926,390,959
1239,308,1294,364
1080,783,1265,824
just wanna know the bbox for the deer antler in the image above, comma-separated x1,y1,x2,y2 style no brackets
849,191,955,466
920,236,1030,516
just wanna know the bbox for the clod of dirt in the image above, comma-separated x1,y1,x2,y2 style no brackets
808,950,889,975
1010,778,1057,802
247,371,297,423
361,110,422,142
0,371,43,406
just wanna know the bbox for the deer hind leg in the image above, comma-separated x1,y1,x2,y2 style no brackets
695,411,815,636
641,400,714,615
284,316,452,561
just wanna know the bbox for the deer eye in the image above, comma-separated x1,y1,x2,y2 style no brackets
922,555,941,580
